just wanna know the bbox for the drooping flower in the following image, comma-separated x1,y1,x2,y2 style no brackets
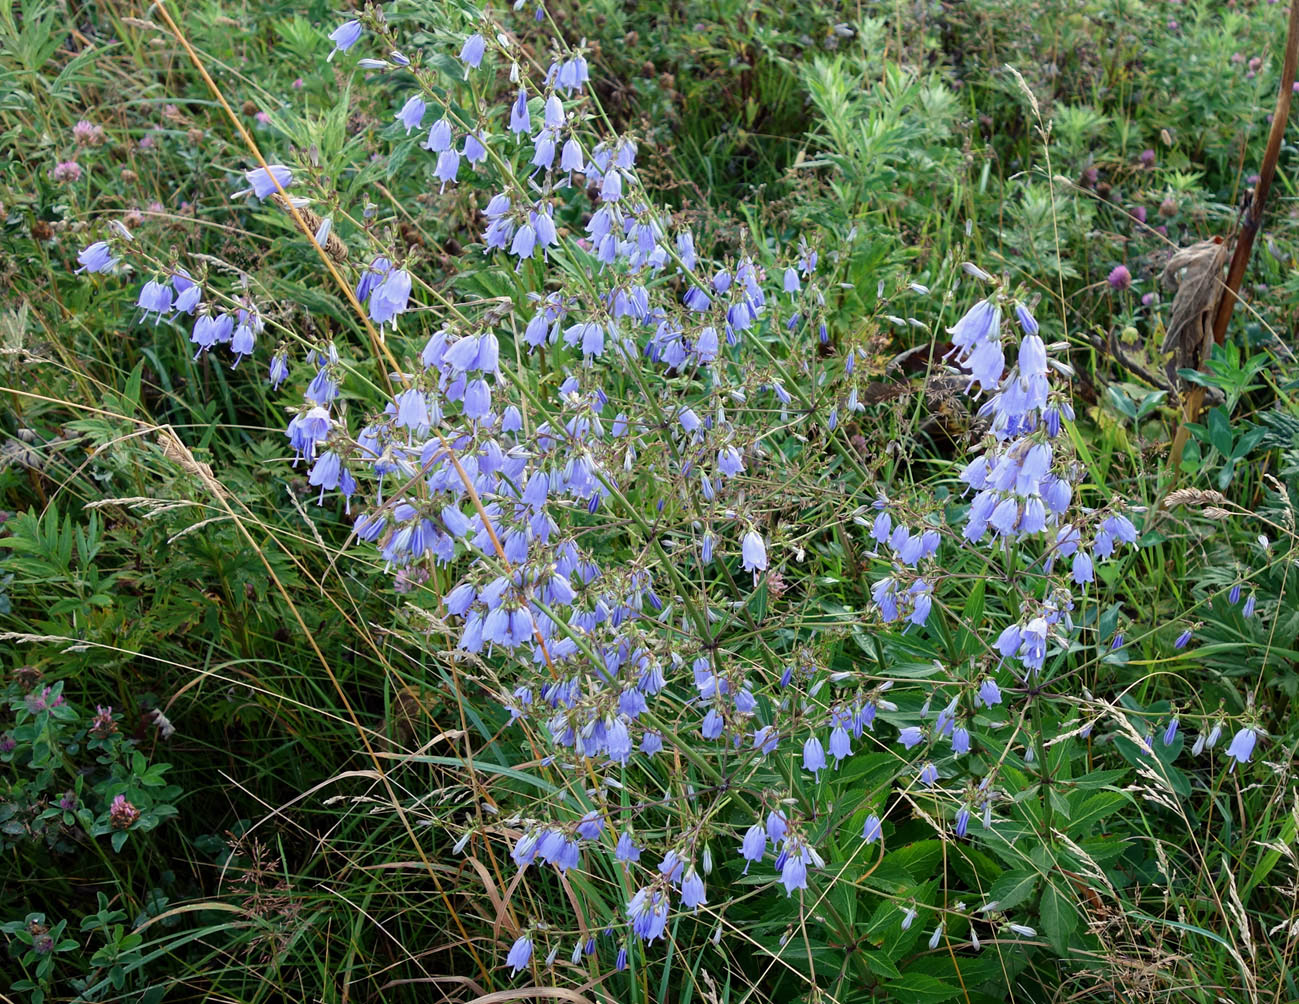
741,529,767,575
1225,727,1257,770
136,279,173,323
368,268,412,328
509,87,531,134
627,886,669,942
395,95,426,134
680,868,707,909
739,823,765,872
828,726,852,765
242,164,292,199
327,20,362,60
76,241,118,274
459,33,487,69
506,934,533,975
803,735,827,777
424,118,453,153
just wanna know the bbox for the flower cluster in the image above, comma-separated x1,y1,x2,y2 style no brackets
65,4,1270,985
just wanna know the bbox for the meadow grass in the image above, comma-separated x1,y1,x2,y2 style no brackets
3,1,1299,1002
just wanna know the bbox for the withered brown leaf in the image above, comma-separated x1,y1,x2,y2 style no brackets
1159,238,1227,391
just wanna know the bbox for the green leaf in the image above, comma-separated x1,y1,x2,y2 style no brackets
861,949,902,980
1207,408,1233,459
883,971,963,1004
1040,881,1079,954
987,867,1038,911
1067,790,1128,833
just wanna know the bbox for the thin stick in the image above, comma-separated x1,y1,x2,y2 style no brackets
1169,0,1299,471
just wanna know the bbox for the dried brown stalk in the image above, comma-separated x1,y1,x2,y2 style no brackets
1169,0,1299,471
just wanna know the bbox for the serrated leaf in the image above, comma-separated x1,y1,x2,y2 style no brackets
862,949,902,980
1067,790,1127,833
1040,881,1079,954
987,867,1038,911
883,971,963,1004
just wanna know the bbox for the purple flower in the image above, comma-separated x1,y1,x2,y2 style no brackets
506,934,533,975
509,87,530,134
680,868,707,909
803,735,827,777
268,350,289,389
828,726,852,764
978,678,1002,707
576,811,603,841
136,279,172,323
717,446,744,478
948,299,1001,353
739,823,765,872
741,530,767,574
434,148,460,190
1163,718,1179,746
897,726,924,749
463,133,487,165
1225,727,1257,769
243,164,292,199
1107,265,1132,291
627,887,669,942
75,241,117,274
1014,303,1039,336
459,33,486,69
560,137,585,173
424,118,453,153
556,54,589,92
368,268,412,328
395,96,426,134
1242,593,1257,618
327,20,362,61
766,810,787,844
862,814,882,843
781,851,808,895
615,831,641,862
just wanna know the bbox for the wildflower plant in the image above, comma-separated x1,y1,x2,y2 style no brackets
54,1,1289,999
1,672,179,855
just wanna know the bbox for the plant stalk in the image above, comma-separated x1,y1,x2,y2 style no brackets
1168,0,1299,472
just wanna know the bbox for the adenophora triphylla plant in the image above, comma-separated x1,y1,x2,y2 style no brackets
67,2,1270,983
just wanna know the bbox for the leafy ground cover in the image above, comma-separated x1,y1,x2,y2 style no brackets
3,1,1299,1002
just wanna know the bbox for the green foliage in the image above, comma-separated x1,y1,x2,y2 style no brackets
3,0,1299,1001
